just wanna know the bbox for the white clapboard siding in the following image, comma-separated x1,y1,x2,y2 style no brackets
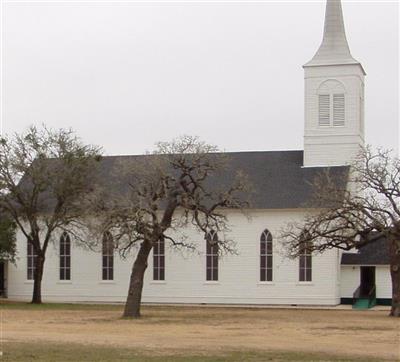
304,64,365,167
340,265,391,299
7,210,341,305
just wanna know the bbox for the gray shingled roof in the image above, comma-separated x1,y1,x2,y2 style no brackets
96,150,349,209
341,236,390,265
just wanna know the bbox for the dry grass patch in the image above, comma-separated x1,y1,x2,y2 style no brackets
1,302,399,361
0,341,389,362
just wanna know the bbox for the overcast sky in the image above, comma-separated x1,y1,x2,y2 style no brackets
1,0,399,156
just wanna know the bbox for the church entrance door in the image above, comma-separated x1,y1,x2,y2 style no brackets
360,266,375,297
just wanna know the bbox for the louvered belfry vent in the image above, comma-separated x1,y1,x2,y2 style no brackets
318,93,345,127
318,94,331,126
333,93,345,126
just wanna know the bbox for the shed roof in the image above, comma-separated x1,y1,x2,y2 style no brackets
341,236,390,266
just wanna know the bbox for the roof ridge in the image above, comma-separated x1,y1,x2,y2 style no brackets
102,150,304,158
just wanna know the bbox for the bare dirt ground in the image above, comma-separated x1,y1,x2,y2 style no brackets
1,304,399,360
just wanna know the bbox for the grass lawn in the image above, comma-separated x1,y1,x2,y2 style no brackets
1,342,388,362
0,302,398,361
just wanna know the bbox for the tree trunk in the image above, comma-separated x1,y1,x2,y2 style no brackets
123,240,153,318
31,254,45,304
389,238,400,317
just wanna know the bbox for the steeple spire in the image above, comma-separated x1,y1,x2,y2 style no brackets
305,0,361,68
303,0,366,167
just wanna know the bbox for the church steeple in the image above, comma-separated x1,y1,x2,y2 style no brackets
303,0,366,167
305,0,364,73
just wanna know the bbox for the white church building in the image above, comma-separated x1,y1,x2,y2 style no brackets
3,0,392,307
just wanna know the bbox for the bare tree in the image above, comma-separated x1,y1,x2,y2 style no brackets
0,215,16,263
282,147,400,317
93,136,249,318
0,125,102,304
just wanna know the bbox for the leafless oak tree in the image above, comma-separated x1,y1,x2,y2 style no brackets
0,125,102,303
93,136,249,318
282,147,400,317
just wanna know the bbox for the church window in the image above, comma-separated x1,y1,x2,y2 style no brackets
60,232,71,280
27,241,37,280
153,237,165,281
206,230,218,281
260,229,273,282
299,242,312,282
102,231,114,280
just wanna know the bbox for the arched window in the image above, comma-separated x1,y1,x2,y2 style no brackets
260,229,273,282
318,80,346,127
27,241,37,280
299,242,312,282
206,230,218,281
153,237,165,281
102,231,114,281
60,232,71,280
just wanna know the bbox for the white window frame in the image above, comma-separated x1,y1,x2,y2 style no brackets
153,237,165,281
206,230,219,281
299,243,312,282
102,231,114,281
260,229,273,282
59,232,71,281
27,241,37,281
